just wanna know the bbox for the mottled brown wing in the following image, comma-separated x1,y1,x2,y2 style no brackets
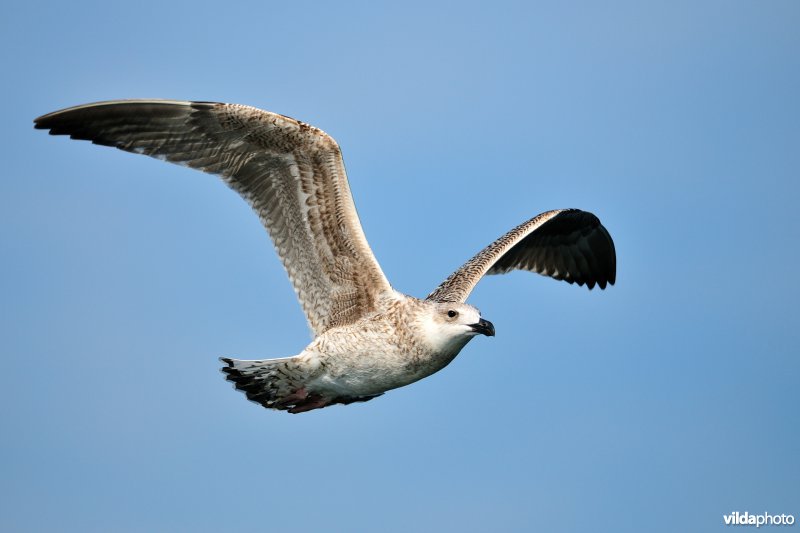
426,209,616,303
35,100,393,335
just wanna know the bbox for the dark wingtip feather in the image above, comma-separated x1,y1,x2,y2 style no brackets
33,111,57,129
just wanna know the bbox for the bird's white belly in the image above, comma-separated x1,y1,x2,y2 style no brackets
303,325,470,397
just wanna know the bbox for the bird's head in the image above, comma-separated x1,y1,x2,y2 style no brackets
417,300,495,354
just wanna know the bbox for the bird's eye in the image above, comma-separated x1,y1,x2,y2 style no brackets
447,310,458,318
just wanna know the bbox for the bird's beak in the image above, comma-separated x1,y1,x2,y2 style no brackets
470,318,495,337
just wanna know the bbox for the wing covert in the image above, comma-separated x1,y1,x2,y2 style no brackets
35,100,393,335
426,209,616,303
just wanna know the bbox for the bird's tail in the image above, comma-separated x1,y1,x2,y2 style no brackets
220,356,316,413
220,355,383,414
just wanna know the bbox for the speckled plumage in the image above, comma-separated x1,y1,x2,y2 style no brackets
35,100,616,413
426,208,616,303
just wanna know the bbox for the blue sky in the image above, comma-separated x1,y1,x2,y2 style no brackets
2,1,798,531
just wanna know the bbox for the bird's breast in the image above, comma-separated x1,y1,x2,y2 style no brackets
304,319,469,396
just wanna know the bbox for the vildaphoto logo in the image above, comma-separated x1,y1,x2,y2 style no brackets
723,511,795,527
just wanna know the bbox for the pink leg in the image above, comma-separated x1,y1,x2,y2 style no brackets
288,394,331,414
277,387,309,406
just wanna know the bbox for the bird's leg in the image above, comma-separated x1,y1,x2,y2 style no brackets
287,393,331,414
276,387,309,406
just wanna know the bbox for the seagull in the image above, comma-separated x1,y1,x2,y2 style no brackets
35,100,616,414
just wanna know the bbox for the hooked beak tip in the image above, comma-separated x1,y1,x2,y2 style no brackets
470,318,495,337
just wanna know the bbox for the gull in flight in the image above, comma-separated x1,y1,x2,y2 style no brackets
35,100,616,413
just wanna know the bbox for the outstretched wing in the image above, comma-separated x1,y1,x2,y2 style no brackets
35,100,393,335
426,209,615,303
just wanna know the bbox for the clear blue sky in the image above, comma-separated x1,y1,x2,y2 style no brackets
2,1,798,532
